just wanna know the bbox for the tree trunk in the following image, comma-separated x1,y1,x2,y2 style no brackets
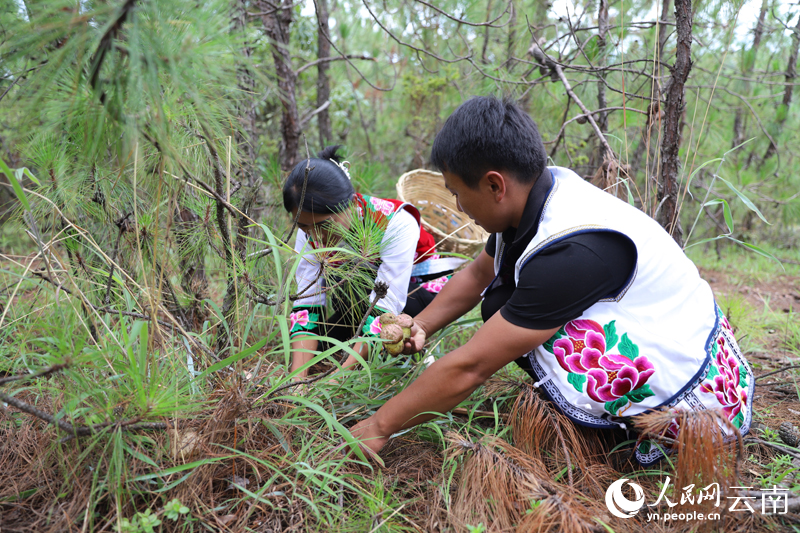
506,0,516,70
657,0,692,245
233,0,257,186
762,13,800,164
260,0,300,171
217,0,264,349
315,0,332,148
480,0,493,64
733,0,768,149
753,0,769,50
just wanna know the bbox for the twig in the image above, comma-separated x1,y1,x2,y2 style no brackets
104,213,131,305
0,363,69,386
314,3,396,92
756,365,800,381
59,420,171,443
1,389,173,442
412,0,511,27
528,42,614,159
0,391,75,432
283,134,313,244
295,55,374,76
745,436,800,461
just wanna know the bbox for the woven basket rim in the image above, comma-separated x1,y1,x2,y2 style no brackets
396,169,490,249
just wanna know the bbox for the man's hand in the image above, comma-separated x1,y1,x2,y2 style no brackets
350,416,389,455
402,321,427,355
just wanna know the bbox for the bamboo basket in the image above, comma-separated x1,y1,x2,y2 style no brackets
396,169,490,256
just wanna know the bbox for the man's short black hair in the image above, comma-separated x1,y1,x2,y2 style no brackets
430,96,547,188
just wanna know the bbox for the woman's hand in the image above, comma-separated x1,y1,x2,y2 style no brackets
402,321,427,355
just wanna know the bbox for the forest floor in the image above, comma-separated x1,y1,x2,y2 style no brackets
3,239,800,532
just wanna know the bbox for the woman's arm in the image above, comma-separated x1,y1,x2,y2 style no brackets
351,310,559,451
289,231,327,379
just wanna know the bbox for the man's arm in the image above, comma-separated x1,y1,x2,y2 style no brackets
405,249,496,352
351,310,559,452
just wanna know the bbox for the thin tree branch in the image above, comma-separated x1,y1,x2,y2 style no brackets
528,42,614,158
295,55,374,76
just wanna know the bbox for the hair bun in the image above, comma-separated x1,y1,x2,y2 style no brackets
317,145,343,162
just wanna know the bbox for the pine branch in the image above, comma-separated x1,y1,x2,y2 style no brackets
0,390,171,442
88,0,139,98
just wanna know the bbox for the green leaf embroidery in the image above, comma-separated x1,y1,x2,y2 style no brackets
362,315,377,335
291,312,319,332
618,333,639,361
739,364,748,388
605,397,629,415
733,411,744,429
626,384,655,403
604,320,619,351
567,372,587,393
638,440,652,454
706,363,720,381
542,327,566,354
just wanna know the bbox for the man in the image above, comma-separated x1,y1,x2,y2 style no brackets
352,96,752,465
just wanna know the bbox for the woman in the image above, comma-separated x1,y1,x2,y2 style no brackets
351,97,753,465
283,146,460,378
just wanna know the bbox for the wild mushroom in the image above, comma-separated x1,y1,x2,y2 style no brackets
395,313,413,340
380,324,404,355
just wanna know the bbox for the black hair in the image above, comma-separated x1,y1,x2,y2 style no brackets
430,96,547,188
282,145,355,214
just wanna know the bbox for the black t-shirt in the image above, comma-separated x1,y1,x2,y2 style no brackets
481,169,637,330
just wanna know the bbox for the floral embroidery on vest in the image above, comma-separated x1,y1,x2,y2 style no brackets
700,313,749,427
420,275,449,294
543,319,656,416
369,197,397,216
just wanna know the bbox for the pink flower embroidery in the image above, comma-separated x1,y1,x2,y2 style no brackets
289,309,310,331
701,335,748,421
370,198,396,216
553,320,606,374
369,316,382,335
585,355,656,402
421,276,449,294
552,319,655,403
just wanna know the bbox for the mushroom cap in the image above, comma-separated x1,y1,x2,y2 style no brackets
395,314,413,328
379,312,397,325
380,324,403,343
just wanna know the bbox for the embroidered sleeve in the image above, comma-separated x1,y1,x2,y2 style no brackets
289,306,324,338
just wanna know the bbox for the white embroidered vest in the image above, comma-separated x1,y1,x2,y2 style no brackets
494,167,720,426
